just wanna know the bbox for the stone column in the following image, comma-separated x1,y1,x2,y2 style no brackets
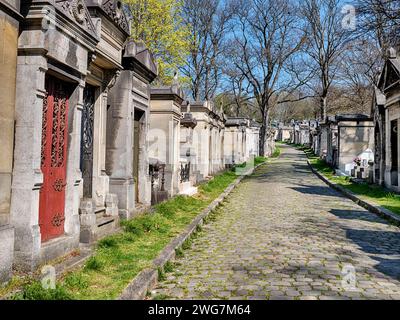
139,114,152,206
0,4,19,282
172,120,180,195
92,89,110,207
164,118,181,196
10,54,48,270
106,71,135,220
193,122,209,181
64,83,85,238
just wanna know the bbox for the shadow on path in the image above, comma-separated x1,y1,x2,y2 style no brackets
330,209,385,224
290,185,339,197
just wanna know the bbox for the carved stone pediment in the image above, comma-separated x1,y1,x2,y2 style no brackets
378,56,400,93
101,0,130,34
385,62,400,89
55,0,98,39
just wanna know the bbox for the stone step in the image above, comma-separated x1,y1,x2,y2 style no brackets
96,216,116,228
95,206,106,216
95,216,119,241
54,246,92,277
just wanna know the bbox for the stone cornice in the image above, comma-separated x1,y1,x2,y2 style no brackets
189,101,225,123
123,40,158,83
225,117,248,127
150,103,182,119
335,114,373,122
0,0,23,21
150,85,184,105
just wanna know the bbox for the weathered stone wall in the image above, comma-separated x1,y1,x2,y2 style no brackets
0,3,18,226
384,104,400,191
326,124,338,167
149,93,182,197
318,125,329,158
106,69,153,217
224,119,261,164
106,71,135,219
338,121,374,175
264,133,276,157
249,127,260,157
223,128,237,166
0,0,19,283
276,128,291,142
190,102,218,180
0,225,14,283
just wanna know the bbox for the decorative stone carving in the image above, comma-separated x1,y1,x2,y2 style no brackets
101,0,130,34
55,0,98,38
104,70,121,93
71,0,86,23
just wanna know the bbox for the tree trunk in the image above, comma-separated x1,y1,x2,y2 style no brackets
320,96,327,122
259,107,270,156
259,124,266,157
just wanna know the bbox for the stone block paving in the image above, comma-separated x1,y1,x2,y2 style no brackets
152,146,400,300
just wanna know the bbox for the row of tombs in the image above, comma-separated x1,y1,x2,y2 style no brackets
276,118,375,181
276,46,400,191
0,1,261,283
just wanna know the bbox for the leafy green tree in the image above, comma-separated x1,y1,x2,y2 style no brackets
124,0,190,84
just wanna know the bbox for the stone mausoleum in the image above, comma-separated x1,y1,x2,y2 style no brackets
326,114,374,177
149,84,184,201
374,47,400,191
106,39,158,218
183,101,226,182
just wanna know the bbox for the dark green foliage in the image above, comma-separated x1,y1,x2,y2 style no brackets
175,247,184,258
98,237,118,249
64,273,88,290
163,261,175,273
12,282,72,300
84,256,103,271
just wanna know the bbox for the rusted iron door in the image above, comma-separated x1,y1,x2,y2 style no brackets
81,85,95,199
39,77,71,242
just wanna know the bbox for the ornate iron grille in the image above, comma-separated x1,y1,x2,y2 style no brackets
81,85,95,198
150,162,168,205
180,162,190,183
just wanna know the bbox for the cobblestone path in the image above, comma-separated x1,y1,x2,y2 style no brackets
152,145,400,300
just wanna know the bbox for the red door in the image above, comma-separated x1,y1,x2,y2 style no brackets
39,77,70,242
